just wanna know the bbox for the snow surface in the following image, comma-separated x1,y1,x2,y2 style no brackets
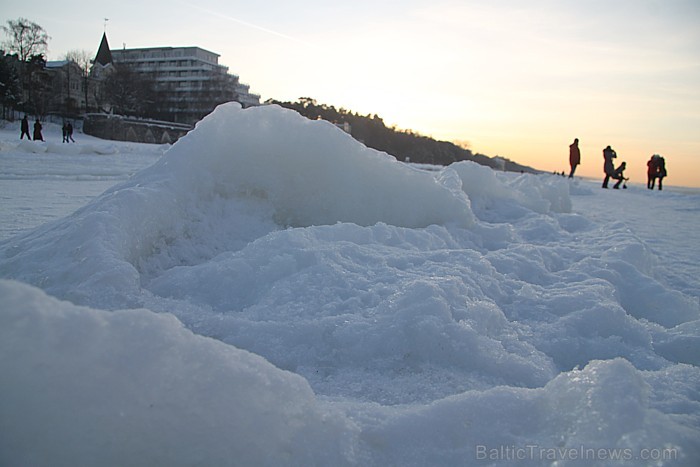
1,103,699,466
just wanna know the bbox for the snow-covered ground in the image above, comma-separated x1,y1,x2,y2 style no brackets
0,121,165,240
1,104,698,466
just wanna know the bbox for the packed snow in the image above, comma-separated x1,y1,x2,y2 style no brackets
1,103,699,466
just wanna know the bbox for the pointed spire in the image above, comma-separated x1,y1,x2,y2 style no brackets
94,32,113,66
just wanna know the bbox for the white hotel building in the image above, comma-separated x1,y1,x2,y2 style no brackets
97,34,259,124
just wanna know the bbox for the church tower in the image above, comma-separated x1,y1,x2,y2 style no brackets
94,32,113,66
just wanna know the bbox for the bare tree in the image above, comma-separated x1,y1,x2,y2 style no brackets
1,18,50,113
1,18,50,62
102,63,157,118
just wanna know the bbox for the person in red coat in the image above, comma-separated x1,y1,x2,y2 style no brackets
33,119,44,142
568,138,580,178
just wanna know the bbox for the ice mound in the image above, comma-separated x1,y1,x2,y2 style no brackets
0,103,478,307
162,103,476,229
451,161,572,221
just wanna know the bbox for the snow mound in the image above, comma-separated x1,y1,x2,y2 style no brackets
165,103,476,229
0,103,483,307
16,139,47,153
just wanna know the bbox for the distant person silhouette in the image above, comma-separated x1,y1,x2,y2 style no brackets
656,155,667,191
67,122,75,142
20,115,31,140
62,122,69,143
612,161,627,189
601,145,616,188
647,155,658,189
568,138,580,178
33,119,43,142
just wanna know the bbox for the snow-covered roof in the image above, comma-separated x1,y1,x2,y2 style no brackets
46,60,70,68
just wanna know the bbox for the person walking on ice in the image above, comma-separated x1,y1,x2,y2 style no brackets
20,115,31,140
568,138,580,178
67,122,75,142
33,119,44,142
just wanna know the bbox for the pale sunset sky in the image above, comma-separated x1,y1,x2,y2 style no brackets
3,0,699,187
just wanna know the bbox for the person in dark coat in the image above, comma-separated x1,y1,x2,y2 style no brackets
20,115,31,140
568,138,580,178
33,119,44,142
67,122,75,142
62,122,69,143
647,155,658,189
601,145,616,188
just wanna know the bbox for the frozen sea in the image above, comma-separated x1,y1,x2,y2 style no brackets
1,104,699,466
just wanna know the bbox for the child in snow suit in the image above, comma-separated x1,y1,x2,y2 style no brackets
612,161,627,189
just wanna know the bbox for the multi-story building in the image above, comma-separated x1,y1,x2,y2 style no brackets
93,33,259,124
46,60,86,116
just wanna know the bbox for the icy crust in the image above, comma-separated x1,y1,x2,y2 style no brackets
2,281,699,466
363,359,700,466
0,281,358,466
148,222,558,403
143,218,698,405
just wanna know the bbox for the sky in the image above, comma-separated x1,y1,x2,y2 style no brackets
2,0,700,187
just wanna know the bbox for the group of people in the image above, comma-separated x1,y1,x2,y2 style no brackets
567,138,668,190
646,154,667,190
20,115,44,142
62,121,75,143
19,115,75,143
601,145,628,189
